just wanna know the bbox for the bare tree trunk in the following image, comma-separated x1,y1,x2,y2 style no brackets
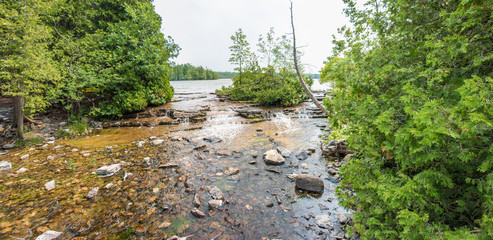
290,1,328,116
13,96,24,139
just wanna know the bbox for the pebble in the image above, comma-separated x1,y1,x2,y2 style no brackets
0,161,12,172
190,208,206,218
16,167,28,173
86,187,99,199
72,148,78,152
20,154,29,160
35,230,62,240
208,199,223,209
45,180,55,191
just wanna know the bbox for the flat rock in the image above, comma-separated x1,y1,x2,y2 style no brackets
315,215,332,229
0,161,12,172
152,139,165,145
209,186,225,200
224,167,239,176
16,167,28,173
190,208,205,218
45,180,55,191
208,199,223,209
2,143,15,149
95,164,121,177
216,149,232,156
264,150,285,165
86,187,99,199
295,174,324,193
35,230,62,240
276,147,292,158
159,163,179,168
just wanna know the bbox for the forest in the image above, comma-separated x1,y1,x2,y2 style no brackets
168,63,219,81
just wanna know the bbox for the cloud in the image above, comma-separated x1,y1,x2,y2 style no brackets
154,0,349,72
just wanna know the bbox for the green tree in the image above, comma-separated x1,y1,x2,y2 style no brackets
0,0,60,138
322,0,493,238
229,28,251,84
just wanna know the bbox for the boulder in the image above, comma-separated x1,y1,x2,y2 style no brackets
0,161,12,172
35,230,62,240
95,164,121,177
264,150,285,165
295,174,324,193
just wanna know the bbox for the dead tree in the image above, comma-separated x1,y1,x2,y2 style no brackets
290,1,328,116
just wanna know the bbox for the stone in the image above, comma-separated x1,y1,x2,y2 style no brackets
0,161,12,172
193,194,201,207
2,143,15,149
20,154,29,160
159,163,179,168
216,149,232,156
47,155,55,161
104,183,116,189
82,153,90,157
45,180,55,191
307,147,317,153
149,136,157,140
86,187,99,199
95,164,121,176
337,213,352,225
227,175,240,181
203,136,222,143
208,199,223,209
190,208,205,218
16,167,28,173
72,148,78,152
224,167,239,176
264,150,285,165
248,159,256,164
328,168,338,175
209,186,225,200
295,174,324,193
315,215,332,229
296,151,309,160
47,136,55,141
276,147,292,158
152,139,165,145
35,230,62,240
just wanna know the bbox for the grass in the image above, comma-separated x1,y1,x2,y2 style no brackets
15,132,45,148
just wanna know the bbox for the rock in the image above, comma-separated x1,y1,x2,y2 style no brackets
251,152,259,158
20,154,29,160
295,174,324,193
0,161,12,172
95,164,121,177
315,215,332,229
45,180,55,191
72,148,78,152
86,187,99,199
2,143,15,149
152,139,165,145
276,147,292,158
193,194,201,207
159,163,179,168
227,175,240,181
328,167,338,175
190,208,205,218
35,230,62,240
264,150,285,165
47,155,55,161
209,186,225,200
203,136,222,143
266,202,274,208
208,199,223,209
224,167,239,176
149,136,157,140
82,153,90,157
308,147,317,153
16,167,27,173
248,159,256,164
301,163,308,169
337,213,352,225
104,183,116,189
216,149,232,156
296,151,309,160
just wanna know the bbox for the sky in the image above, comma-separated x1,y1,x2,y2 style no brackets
153,0,350,73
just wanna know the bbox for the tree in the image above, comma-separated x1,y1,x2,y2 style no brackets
323,0,492,238
0,0,60,138
229,28,251,84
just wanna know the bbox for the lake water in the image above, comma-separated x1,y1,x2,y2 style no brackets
170,78,332,94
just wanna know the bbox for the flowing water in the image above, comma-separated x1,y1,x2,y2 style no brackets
0,79,352,240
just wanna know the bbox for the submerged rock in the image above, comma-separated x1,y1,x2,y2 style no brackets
45,180,55,191
276,147,292,158
295,174,324,193
0,161,12,172
193,194,201,207
86,187,99,199
224,167,239,176
191,208,206,218
315,215,332,229
264,150,285,165
95,164,121,177
35,230,62,240
209,186,225,200
208,199,223,209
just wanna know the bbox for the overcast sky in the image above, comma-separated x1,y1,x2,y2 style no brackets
153,0,350,73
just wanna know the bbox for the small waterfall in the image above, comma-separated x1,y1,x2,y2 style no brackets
201,110,243,142
297,108,310,119
180,117,189,125
272,112,299,133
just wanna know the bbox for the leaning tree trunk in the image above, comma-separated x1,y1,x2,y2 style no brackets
290,1,328,116
13,96,24,139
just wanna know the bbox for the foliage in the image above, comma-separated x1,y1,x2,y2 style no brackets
322,0,493,239
219,28,312,106
15,132,45,148
56,117,92,138
169,63,219,80
216,71,238,79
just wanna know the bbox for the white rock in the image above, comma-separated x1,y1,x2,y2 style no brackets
315,215,332,229
104,183,116,189
16,167,28,173
95,164,121,176
47,155,55,161
20,154,29,160
152,139,165,145
45,180,55,191
82,153,90,157
264,150,285,165
0,161,12,172
72,148,78,152
86,187,99,199
35,230,62,240
208,199,223,209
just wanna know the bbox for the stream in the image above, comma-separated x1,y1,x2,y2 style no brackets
0,80,353,240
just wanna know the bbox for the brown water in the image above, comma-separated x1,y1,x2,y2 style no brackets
0,92,351,240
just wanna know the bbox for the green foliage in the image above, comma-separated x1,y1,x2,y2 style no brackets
323,0,493,239
56,117,91,138
216,71,238,79
15,132,45,148
219,28,311,106
169,63,219,80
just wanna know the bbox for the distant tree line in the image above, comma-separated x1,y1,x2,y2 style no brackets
0,0,178,138
216,72,238,79
169,64,218,80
